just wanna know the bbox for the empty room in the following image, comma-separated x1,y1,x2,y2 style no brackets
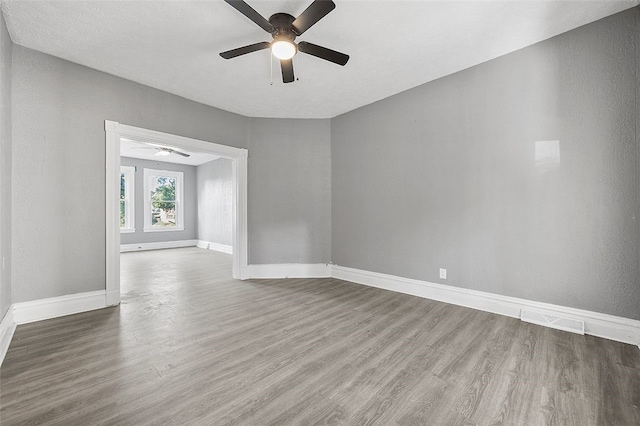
0,0,639,424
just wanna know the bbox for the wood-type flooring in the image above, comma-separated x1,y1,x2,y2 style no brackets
1,248,639,425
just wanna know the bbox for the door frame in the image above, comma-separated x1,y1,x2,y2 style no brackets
105,120,249,306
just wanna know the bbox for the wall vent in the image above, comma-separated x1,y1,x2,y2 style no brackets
520,309,585,335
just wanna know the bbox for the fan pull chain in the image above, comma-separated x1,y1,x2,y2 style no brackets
270,52,273,86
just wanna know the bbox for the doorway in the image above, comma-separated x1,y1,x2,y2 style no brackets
105,121,248,306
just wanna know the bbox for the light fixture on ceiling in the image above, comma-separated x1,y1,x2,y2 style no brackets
220,1,349,84
155,149,171,157
271,38,297,60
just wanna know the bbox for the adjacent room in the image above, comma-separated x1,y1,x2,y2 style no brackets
0,1,639,424
118,139,236,312
119,138,234,255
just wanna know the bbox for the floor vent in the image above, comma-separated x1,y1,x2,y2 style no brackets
520,309,585,335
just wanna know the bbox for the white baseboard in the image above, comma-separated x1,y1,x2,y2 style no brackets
2,264,637,370
0,307,16,367
12,290,107,325
196,240,233,254
120,239,198,252
331,265,640,347
0,291,108,367
249,263,332,279
520,308,585,335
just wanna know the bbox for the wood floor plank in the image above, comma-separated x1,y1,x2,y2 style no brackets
1,247,639,425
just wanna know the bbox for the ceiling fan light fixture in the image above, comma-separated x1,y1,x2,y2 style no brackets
220,1,348,83
271,39,296,60
155,149,171,157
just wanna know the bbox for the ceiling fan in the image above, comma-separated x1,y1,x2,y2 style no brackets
220,0,349,83
133,142,191,158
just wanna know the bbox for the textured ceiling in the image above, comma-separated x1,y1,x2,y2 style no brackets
2,0,638,119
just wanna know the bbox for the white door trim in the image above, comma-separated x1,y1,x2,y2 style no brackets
105,121,249,306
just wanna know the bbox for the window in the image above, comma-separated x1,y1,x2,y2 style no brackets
120,166,135,233
144,168,184,232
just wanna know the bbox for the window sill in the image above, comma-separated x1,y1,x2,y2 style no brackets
120,228,136,234
143,226,185,233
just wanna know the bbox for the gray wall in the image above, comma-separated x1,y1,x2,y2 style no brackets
196,158,233,247
120,157,197,245
637,7,640,318
0,13,11,320
11,45,332,303
249,118,331,264
332,8,640,320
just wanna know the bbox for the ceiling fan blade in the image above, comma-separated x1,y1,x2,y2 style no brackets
223,0,274,33
171,150,191,158
139,141,168,148
298,41,349,66
220,41,271,59
281,59,295,83
291,0,336,35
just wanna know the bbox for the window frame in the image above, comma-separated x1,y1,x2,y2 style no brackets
120,166,136,233
143,168,185,232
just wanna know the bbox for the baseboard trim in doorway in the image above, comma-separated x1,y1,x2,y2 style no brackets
120,240,198,252
12,290,107,325
0,308,16,367
196,240,233,254
249,263,332,279
331,265,640,347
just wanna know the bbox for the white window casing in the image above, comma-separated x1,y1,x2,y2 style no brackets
143,168,185,232
120,166,135,233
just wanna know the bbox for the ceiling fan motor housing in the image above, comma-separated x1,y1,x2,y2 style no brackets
269,13,297,41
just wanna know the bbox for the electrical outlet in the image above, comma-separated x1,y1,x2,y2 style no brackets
439,268,446,279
